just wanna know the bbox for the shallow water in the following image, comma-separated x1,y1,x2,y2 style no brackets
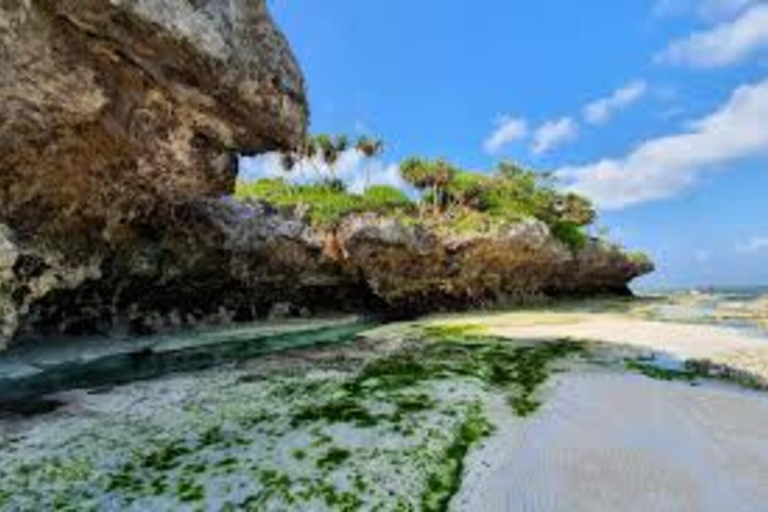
635,291,768,338
0,317,374,404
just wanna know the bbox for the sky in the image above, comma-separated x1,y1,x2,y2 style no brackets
243,0,768,289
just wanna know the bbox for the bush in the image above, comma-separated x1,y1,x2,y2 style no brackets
363,185,412,211
236,179,364,227
445,172,491,209
550,222,588,251
236,149,604,248
626,251,652,267
235,178,292,204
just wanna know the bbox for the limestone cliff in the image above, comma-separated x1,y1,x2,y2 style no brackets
0,0,307,242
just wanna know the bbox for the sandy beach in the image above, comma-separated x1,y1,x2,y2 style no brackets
2,298,768,511
430,308,768,385
455,371,768,512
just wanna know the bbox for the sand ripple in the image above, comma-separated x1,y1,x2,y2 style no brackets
455,373,768,512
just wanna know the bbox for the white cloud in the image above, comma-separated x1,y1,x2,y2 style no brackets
483,116,528,154
583,80,649,125
531,117,578,155
557,78,768,209
737,236,768,252
238,149,406,193
654,0,759,20
698,0,761,20
657,4,768,68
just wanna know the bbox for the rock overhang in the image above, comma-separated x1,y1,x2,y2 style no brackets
0,0,308,241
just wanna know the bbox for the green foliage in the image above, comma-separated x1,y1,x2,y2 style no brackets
234,178,291,204
235,179,362,227
355,136,384,158
237,134,614,253
235,179,413,227
362,185,412,211
404,159,597,240
546,193,596,226
400,158,454,190
626,251,652,267
444,171,492,209
550,222,588,250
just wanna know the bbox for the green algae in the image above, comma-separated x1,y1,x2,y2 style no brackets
176,476,205,503
421,323,487,339
422,403,493,512
316,447,352,471
139,440,192,472
348,329,583,417
685,359,766,390
624,359,699,382
0,324,585,511
292,399,379,428
247,470,363,511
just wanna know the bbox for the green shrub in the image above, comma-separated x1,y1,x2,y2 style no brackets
550,222,587,251
234,140,633,257
445,172,491,209
235,178,292,204
626,251,652,267
236,179,364,227
362,185,412,211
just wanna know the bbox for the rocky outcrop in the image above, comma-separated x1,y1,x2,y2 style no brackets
0,0,309,349
0,0,307,243
0,0,652,350
0,201,652,349
339,216,650,310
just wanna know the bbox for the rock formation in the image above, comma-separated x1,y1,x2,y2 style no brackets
0,0,652,350
0,0,307,243
0,198,652,348
0,0,308,348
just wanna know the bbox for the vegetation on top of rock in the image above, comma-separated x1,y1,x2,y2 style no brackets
626,251,654,267
235,135,600,250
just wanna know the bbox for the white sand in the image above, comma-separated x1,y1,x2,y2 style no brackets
455,372,768,512
480,313,765,359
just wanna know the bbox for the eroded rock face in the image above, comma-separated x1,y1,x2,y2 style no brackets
0,0,307,242
0,0,309,347
1,203,652,347
338,216,651,313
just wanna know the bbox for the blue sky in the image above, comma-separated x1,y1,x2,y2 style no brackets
252,0,768,289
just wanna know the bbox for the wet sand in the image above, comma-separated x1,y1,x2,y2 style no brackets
455,372,768,512
481,312,764,359
432,310,768,384
3,301,768,510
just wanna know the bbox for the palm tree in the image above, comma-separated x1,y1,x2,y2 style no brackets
277,134,385,189
446,171,490,210
356,136,384,189
399,158,456,215
355,136,384,158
